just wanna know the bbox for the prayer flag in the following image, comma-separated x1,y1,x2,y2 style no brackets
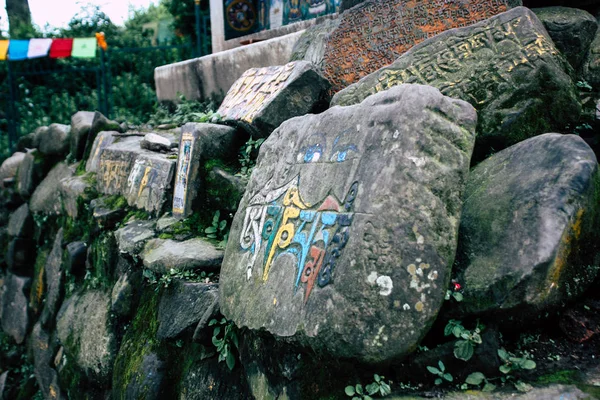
0,41,8,61
8,40,29,61
27,38,52,59
96,32,107,51
49,38,73,58
71,38,97,58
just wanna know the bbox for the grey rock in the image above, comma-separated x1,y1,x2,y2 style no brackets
289,18,340,69
85,131,118,173
142,238,224,274
0,152,25,189
30,162,73,215
40,229,64,328
157,123,176,130
70,111,96,160
17,126,45,151
453,133,600,318
115,219,156,255
217,61,331,138
220,84,477,363
6,238,35,275
534,6,598,71
0,371,7,400
140,133,172,152
1,273,31,344
118,352,166,400
433,384,598,399
111,272,137,317
156,214,178,232
81,111,123,166
583,27,600,89
96,137,143,195
177,356,250,400
157,280,218,340
123,152,176,216
56,289,117,384
90,197,126,230
31,322,63,400
59,173,92,218
7,203,33,238
65,242,87,276
332,7,581,162
206,167,248,212
17,150,45,199
173,123,239,218
39,123,71,157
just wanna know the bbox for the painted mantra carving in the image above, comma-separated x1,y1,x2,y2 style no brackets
323,0,515,92
239,177,358,303
217,63,295,123
173,132,195,215
334,13,557,106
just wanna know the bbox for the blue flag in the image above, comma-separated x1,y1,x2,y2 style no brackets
8,40,29,61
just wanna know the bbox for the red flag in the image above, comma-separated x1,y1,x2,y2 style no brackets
49,38,73,58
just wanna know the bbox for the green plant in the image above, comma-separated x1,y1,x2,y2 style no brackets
427,360,453,385
445,289,463,302
463,372,496,392
143,268,215,291
576,80,593,91
498,348,536,374
209,318,239,370
205,210,229,247
444,319,484,361
345,374,392,399
237,136,265,177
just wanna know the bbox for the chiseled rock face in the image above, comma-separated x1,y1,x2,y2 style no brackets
56,289,117,384
86,131,118,173
96,137,143,196
453,133,600,318
220,84,477,363
30,162,73,215
1,273,31,344
332,7,581,162
142,238,224,274
217,61,331,138
533,6,598,71
70,111,96,161
39,123,71,157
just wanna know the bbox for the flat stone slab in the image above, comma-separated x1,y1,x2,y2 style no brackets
142,238,224,274
452,133,600,318
97,138,143,195
321,0,522,92
140,133,173,152
217,61,331,137
332,7,580,161
124,153,176,215
115,220,156,256
220,84,477,363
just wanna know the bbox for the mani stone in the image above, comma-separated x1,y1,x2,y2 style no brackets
142,238,224,274
81,111,123,165
39,123,71,157
172,123,238,218
332,7,581,162
216,61,331,137
1,273,31,344
453,133,600,319
86,131,118,173
56,289,117,384
96,137,142,195
70,111,96,160
219,84,477,363
533,7,598,71
124,153,176,215
321,0,522,93
30,162,74,215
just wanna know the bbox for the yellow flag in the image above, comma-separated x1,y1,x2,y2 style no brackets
0,40,9,61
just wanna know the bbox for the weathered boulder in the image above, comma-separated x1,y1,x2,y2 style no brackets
217,61,331,137
1,274,31,344
140,133,172,152
178,355,251,400
206,166,248,212
116,352,166,400
115,219,156,256
533,6,598,71
0,152,25,189
582,28,600,89
321,0,522,92
40,229,64,328
453,133,600,318
17,126,45,151
70,111,95,160
30,322,63,400
17,150,45,199
220,84,477,363
60,173,93,219
56,289,117,385
142,238,224,274
156,280,219,340
173,123,239,218
110,271,140,318
123,152,176,215
39,123,71,157
29,162,73,215
7,203,33,238
86,131,118,173
332,7,581,162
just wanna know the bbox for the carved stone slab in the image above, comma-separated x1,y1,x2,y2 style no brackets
217,61,331,137
322,0,522,92
97,139,141,196
124,153,176,215
332,7,580,161
86,131,118,173
220,84,477,363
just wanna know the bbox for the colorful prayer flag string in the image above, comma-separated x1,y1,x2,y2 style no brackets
0,35,104,61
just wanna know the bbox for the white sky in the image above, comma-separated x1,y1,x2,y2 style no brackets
0,0,158,36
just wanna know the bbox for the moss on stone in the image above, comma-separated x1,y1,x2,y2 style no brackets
103,195,128,211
